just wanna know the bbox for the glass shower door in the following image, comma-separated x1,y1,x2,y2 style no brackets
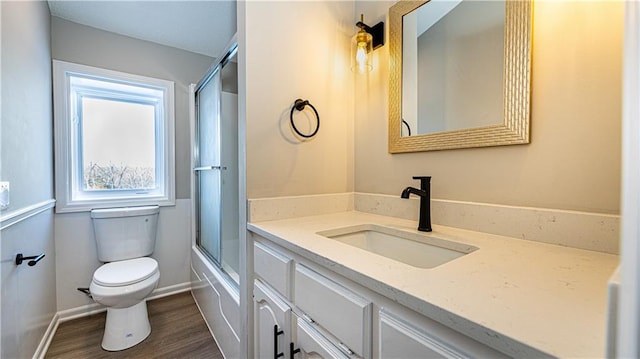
194,43,239,281
195,68,222,266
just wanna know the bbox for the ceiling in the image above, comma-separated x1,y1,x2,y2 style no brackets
47,0,237,58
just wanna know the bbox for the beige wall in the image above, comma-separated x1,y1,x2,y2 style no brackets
244,1,354,199
355,0,623,214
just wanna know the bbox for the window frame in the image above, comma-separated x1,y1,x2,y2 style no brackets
53,60,175,213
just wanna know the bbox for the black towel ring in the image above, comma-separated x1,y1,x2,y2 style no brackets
289,99,320,139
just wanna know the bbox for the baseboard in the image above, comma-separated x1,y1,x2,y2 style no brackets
57,302,105,324
37,282,192,357
32,313,60,359
147,281,192,301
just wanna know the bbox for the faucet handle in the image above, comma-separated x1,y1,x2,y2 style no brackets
412,176,431,181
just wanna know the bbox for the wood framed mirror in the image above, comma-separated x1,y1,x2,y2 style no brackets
388,0,532,153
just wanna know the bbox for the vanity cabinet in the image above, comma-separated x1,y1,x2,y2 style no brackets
254,240,363,358
252,234,508,359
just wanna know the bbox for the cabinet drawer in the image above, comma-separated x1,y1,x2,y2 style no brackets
294,264,372,358
379,311,457,358
379,310,508,359
254,241,293,299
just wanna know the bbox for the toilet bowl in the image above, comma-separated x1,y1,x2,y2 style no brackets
90,257,160,351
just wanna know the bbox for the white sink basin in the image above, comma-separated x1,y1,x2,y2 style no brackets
317,224,477,269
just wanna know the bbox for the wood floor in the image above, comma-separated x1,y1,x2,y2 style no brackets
45,291,223,359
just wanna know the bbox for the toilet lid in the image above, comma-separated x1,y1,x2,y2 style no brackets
93,257,158,287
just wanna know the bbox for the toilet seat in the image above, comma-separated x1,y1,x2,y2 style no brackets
93,257,158,287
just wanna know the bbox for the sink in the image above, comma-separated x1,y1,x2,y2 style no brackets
317,224,477,269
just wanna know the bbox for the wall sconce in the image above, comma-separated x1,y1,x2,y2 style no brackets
351,14,385,74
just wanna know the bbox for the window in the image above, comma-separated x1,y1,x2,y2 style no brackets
53,60,175,212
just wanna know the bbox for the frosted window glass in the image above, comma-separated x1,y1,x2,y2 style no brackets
81,97,156,190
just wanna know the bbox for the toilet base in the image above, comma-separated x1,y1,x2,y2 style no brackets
101,300,151,351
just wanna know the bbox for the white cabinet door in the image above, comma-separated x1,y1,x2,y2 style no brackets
254,280,292,359
292,314,351,359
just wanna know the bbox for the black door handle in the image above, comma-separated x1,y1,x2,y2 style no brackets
290,342,300,358
274,325,284,359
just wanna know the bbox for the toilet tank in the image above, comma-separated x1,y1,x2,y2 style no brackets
91,206,160,262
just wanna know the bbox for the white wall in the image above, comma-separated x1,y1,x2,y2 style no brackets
1,210,56,358
50,19,215,312
0,1,56,357
1,3,54,210
354,0,623,215
244,1,355,199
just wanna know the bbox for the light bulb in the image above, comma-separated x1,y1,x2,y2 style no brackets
356,43,368,73
351,29,373,73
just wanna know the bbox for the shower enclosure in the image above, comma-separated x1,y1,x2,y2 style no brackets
190,39,242,358
193,43,239,282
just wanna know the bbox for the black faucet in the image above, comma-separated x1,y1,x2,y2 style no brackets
401,176,432,232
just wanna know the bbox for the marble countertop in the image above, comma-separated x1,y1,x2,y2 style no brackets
248,211,619,358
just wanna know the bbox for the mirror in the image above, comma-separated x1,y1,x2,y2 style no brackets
389,0,532,153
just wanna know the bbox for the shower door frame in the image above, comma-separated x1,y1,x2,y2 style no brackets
192,41,239,275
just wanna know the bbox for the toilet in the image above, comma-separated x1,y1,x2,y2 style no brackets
89,205,161,351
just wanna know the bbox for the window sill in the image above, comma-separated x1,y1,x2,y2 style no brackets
54,197,175,213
